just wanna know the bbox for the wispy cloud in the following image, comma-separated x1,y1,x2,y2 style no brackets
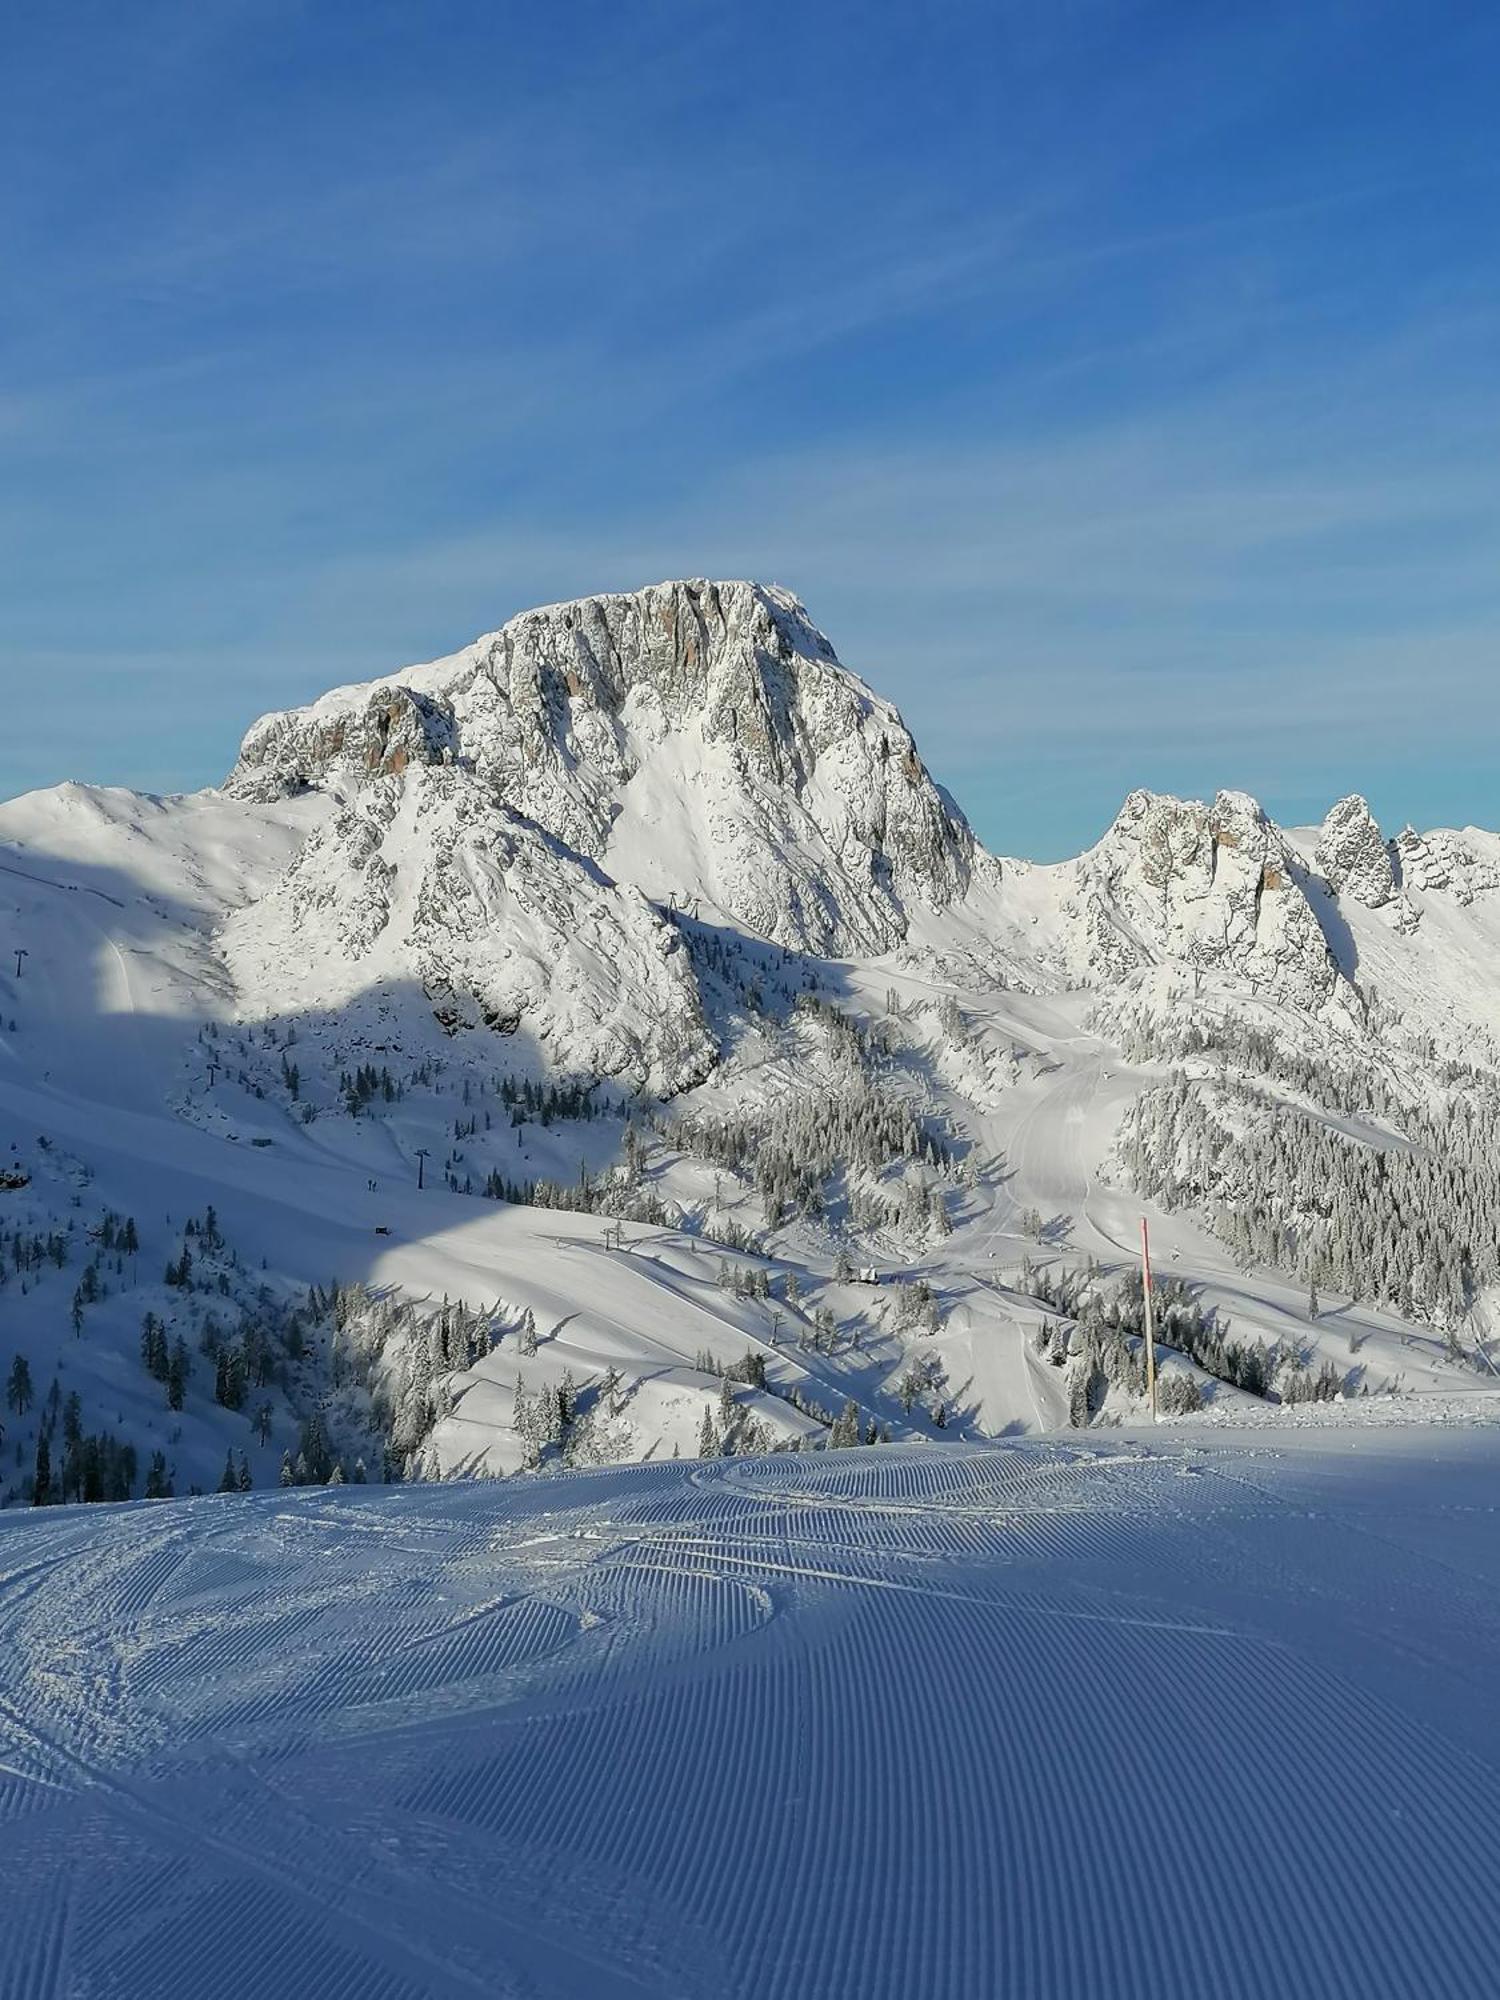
261,289,1498,855
3,2,1498,858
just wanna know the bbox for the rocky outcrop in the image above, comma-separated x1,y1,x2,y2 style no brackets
231,686,458,800
1058,788,1341,1011
1316,795,1396,908
1395,825,1500,906
226,580,979,955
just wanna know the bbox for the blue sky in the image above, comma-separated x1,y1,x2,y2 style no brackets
2,1,1497,857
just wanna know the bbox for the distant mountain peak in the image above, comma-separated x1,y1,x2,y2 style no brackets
1054,785,1344,1012
226,578,982,956
1316,794,1395,909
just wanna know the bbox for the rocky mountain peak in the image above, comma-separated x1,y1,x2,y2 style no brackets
1316,795,1395,908
1060,786,1341,1010
226,579,979,955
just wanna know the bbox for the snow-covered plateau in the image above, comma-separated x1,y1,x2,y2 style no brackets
4,577,1500,1992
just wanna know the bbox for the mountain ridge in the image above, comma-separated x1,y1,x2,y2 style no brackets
217,574,1500,1058
2,575,1500,1508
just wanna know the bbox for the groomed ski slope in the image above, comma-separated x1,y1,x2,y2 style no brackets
4,1428,1500,1998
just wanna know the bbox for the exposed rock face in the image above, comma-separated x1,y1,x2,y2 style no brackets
1316,796,1395,908
1395,826,1500,906
232,686,459,797
219,767,714,1096
230,581,1500,1073
1059,788,1340,1010
226,580,978,954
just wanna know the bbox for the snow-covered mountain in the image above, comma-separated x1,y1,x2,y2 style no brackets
1037,785,1349,1013
4,577,1500,1510
216,577,1500,1068
226,579,986,956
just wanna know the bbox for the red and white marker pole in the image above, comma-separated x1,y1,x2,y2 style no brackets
1141,1217,1159,1421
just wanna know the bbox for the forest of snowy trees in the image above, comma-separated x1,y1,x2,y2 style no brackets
0,1175,402,1506
1122,1069,1500,1328
1095,999,1426,1121
1022,1258,1371,1418
666,1084,956,1235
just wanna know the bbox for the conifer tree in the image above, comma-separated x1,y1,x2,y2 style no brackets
829,1398,862,1448
698,1406,718,1458
6,1353,32,1416
167,1337,190,1410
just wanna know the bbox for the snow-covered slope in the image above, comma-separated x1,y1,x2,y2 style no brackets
221,764,714,1095
5,1426,1500,1999
5,579,1500,1508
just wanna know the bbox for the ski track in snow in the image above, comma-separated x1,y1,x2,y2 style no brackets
4,1431,1500,1998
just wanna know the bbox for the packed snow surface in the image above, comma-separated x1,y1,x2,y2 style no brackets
4,1428,1500,1998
